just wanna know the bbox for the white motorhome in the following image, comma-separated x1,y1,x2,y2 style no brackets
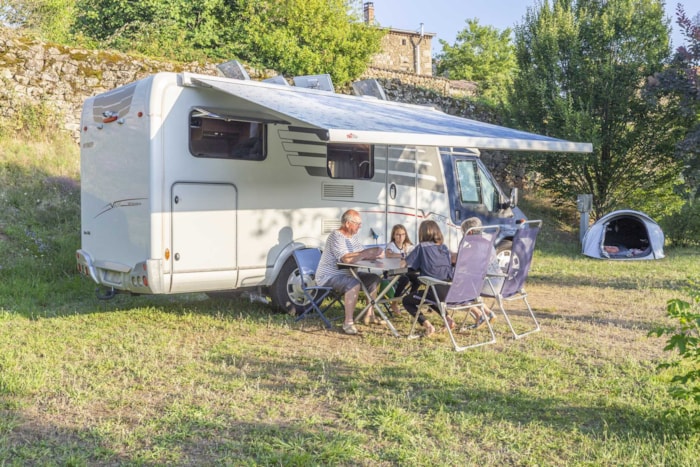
76,71,591,312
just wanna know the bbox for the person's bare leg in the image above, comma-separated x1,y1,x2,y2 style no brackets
423,319,435,336
390,300,400,313
363,290,384,324
367,290,377,318
470,308,483,322
344,285,360,325
485,304,496,322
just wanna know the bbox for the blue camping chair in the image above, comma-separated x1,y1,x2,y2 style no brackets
408,226,499,351
483,220,542,339
292,248,343,329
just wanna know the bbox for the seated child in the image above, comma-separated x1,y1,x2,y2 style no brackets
385,224,419,314
400,220,457,336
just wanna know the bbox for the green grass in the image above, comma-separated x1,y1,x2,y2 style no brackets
1,134,699,465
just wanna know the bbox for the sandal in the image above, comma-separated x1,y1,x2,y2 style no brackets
342,323,358,335
363,314,385,326
423,322,435,337
469,309,482,323
487,311,497,323
369,316,386,325
467,315,486,330
446,316,456,330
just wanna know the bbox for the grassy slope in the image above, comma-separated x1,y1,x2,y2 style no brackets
1,135,699,465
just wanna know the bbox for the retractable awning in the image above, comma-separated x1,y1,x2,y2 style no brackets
183,73,592,153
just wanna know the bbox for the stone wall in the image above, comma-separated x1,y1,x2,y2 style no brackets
360,67,476,98
0,29,218,136
0,28,521,186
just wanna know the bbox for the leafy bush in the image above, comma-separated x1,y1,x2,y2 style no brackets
649,279,700,429
626,178,685,222
661,202,700,247
0,94,59,139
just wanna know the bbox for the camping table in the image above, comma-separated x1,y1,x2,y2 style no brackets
337,258,407,337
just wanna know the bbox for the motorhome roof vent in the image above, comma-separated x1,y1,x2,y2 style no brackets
351,78,387,100
262,75,290,86
293,74,335,92
216,60,251,80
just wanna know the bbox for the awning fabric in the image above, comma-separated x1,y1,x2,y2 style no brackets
183,73,593,153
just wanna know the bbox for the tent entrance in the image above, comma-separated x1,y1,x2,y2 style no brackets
602,216,651,258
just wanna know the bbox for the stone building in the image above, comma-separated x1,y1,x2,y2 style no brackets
363,2,435,76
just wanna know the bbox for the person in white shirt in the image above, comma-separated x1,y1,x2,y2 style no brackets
385,224,419,314
316,209,384,335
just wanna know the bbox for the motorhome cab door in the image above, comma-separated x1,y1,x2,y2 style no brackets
453,157,512,224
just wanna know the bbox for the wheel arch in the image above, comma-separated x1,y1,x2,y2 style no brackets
267,237,325,313
267,237,324,286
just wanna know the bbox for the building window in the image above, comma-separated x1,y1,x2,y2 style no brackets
327,144,374,179
401,39,407,46
189,110,266,160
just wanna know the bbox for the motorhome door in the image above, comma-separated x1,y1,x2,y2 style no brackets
383,145,419,243
170,182,237,288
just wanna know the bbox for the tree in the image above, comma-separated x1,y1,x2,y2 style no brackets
646,4,700,203
72,0,240,60
0,0,76,42
68,0,383,84
231,0,384,85
435,19,517,104
5,1,384,84
510,0,678,218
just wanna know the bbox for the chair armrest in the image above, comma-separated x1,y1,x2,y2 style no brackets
305,285,335,292
418,276,451,287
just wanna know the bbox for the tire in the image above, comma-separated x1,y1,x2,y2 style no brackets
495,240,519,273
269,256,312,315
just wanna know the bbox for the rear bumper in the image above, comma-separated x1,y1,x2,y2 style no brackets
76,250,164,294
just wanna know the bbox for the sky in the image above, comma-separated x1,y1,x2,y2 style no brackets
369,0,694,54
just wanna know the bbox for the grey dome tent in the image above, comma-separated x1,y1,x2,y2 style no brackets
582,210,665,260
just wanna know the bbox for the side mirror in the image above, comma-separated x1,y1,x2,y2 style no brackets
509,188,519,208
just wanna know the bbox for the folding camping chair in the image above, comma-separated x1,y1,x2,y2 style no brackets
407,226,499,351
483,220,542,339
292,248,343,329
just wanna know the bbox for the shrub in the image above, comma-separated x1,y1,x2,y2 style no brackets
649,279,700,429
660,202,700,247
0,96,60,139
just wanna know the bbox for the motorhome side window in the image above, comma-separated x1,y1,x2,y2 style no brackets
189,112,265,160
326,144,374,179
455,159,498,211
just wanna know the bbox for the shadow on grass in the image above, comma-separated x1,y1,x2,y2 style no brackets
528,272,686,291
3,301,695,465
535,309,658,333
2,408,365,465
5,348,691,466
